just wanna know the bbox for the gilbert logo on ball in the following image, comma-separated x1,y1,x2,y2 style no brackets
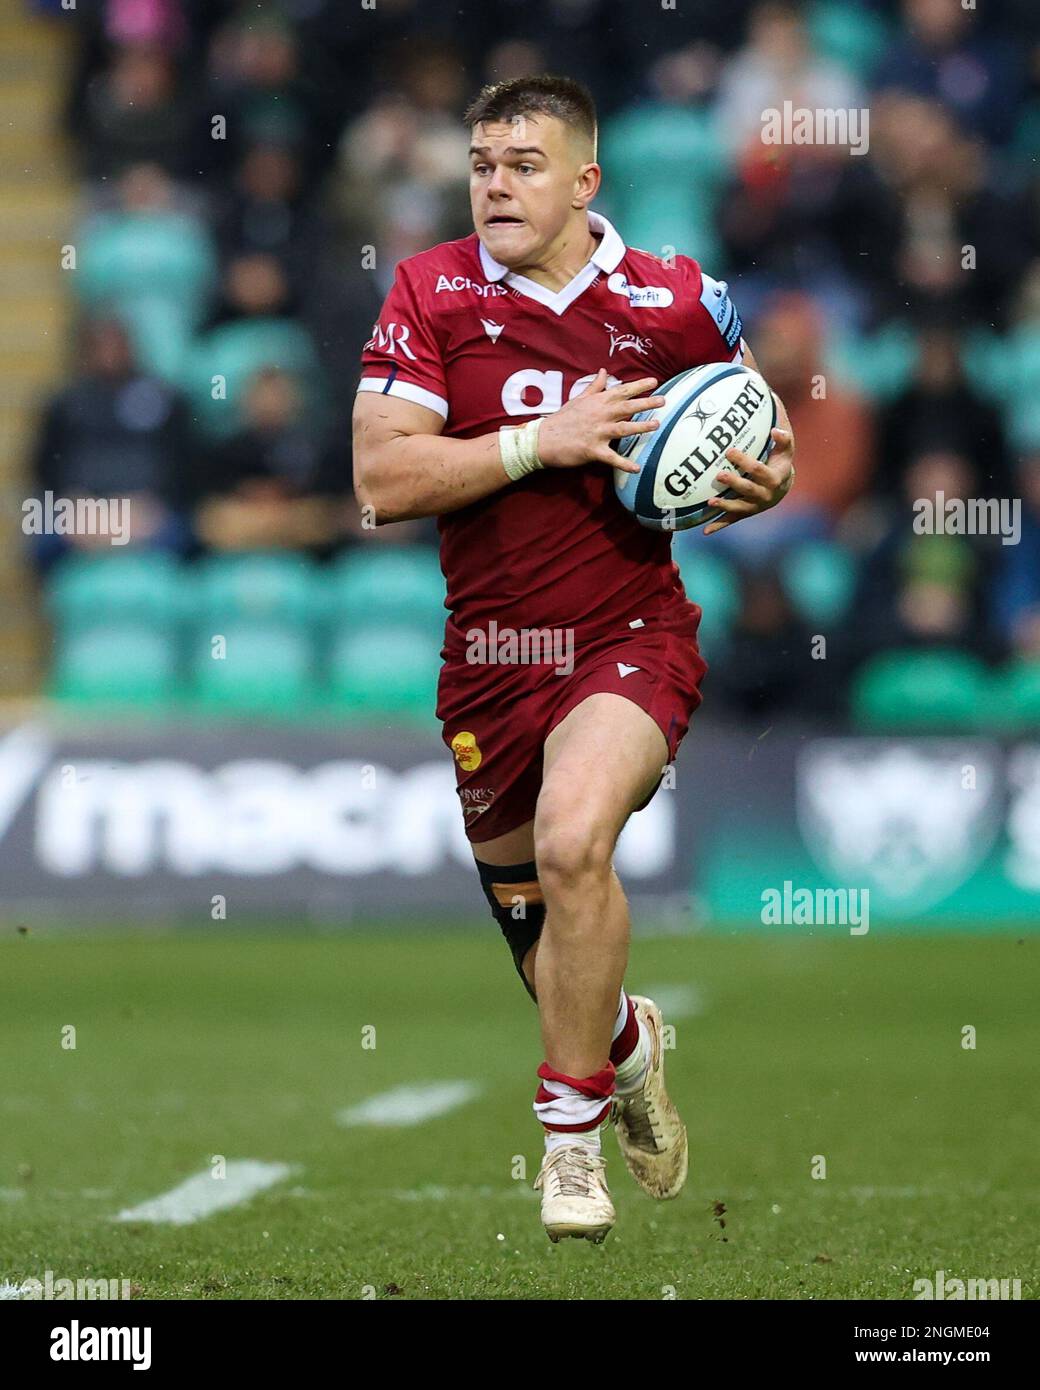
614,362,776,530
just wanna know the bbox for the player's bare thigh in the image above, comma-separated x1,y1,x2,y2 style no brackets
471,693,668,868
537,693,668,861
471,817,536,865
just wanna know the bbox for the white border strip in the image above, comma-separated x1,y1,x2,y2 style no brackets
356,376,448,419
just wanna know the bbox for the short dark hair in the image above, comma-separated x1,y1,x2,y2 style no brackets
463,75,597,153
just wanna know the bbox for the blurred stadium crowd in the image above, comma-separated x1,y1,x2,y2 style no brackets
25,0,1040,727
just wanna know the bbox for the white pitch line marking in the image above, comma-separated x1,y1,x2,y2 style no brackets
112,1160,296,1226
336,1080,480,1128
643,983,703,1019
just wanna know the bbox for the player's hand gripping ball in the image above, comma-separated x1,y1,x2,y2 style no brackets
614,362,778,531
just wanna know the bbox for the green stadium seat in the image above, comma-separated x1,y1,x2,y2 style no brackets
186,319,322,438
78,211,217,310
851,649,989,732
76,210,217,381
600,105,726,270
190,621,315,716
52,623,178,706
830,323,917,401
965,326,1040,449
47,553,186,633
781,541,857,625
670,540,739,654
328,624,441,724
327,547,447,637
193,552,321,629
808,1,891,79
989,660,1040,734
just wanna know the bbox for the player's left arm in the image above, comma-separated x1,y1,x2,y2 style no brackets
703,342,795,537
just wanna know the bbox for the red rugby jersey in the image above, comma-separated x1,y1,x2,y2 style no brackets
357,211,743,654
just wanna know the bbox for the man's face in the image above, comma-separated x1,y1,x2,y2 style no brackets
469,114,596,267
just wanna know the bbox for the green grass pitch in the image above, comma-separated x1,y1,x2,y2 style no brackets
1,928,1037,1300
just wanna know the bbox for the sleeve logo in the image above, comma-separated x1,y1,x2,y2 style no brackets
699,273,742,351
364,321,418,361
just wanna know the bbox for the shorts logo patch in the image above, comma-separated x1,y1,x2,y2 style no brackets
617,662,641,678
460,787,495,820
450,730,482,771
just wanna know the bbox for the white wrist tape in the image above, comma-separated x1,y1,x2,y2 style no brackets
499,418,545,481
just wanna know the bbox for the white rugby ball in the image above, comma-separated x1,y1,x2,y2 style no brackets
614,361,776,530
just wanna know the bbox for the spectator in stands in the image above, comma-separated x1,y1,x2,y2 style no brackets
876,0,1026,147
877,324,1009,501
312,180,443,401
992,259,1040,453
78,38,201,180
188,251,324,441
994,452,1040,658
713,1,887,317
213,139,328,299
76,162,218,382
708,565,844,718
852,448,1006,665
193,365,341,554
31,316,193,570
601,44,727,270
714,292,874,560
601,0,755,112
336,41,471,245
715,1,862,158
205,10,339,179
867,94,1033,331
193,365,431,554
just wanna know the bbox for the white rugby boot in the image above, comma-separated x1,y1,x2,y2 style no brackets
534,1144,616,1244
610,995,688,1200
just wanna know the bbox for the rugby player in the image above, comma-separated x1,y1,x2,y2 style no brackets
353,75,795,1242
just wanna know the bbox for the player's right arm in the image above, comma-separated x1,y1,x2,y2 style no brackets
353,259,661,524
352,391,504,523
353,370,663,525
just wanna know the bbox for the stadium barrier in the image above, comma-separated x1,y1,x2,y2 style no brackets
0,716,1037,926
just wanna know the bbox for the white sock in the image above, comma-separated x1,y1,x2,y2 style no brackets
545,1126,601,1156
614,1018,650,1095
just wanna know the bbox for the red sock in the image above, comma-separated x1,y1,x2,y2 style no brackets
609,991,640,1067
533,1061,615,1132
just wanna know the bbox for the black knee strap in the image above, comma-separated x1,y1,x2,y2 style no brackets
475,858,545,1001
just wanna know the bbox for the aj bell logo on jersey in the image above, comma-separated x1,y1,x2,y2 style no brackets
364,321,417,361
500,369,622,415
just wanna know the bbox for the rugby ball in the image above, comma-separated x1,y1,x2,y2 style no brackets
614,361,776,530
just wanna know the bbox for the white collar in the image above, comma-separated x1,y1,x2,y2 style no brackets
477,210,626,316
